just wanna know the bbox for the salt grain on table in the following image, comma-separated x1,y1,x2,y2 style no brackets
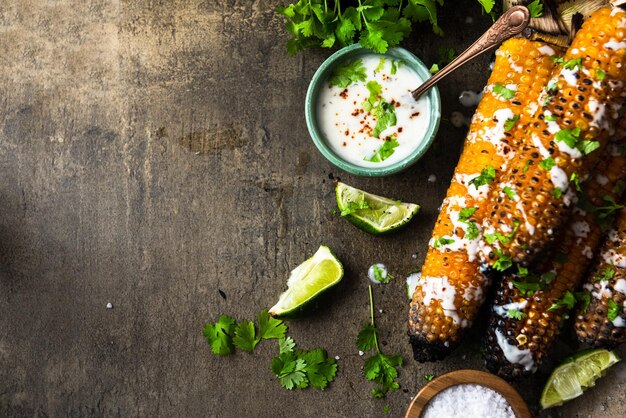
421,384,515,418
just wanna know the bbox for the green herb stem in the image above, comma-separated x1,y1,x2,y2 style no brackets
368,284,381,354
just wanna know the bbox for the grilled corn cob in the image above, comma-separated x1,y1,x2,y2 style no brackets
575,204,626,348
408,38,563,361
484,136,626,378
479,7,626,268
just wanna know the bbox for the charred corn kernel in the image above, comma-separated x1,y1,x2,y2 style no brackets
575,204,626,348
484,134,626,379
480,7,626,268
408,39,563,362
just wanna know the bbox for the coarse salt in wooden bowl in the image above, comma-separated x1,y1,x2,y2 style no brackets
405,369,531,418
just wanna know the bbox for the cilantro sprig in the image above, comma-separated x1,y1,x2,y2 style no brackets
504,115,520,132
469,166,496,188
512,270,556,296
204,310,287,355
607,299,621,322
203,310,337,391
433,236,455,249
555,128,600,156
329,58,367,88
507,309,526,320
271,339,338,390
593,266,616,282
548,291,577,312
357,285,403,398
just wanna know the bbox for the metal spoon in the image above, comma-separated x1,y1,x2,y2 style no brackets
411,5,531,100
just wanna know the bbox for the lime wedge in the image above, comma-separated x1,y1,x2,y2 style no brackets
541,349,620,409
269,245,343,318
335,182,419,235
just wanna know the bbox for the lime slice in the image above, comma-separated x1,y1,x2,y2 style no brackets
269,245,343,318
541,349,620,409
335,182,420,235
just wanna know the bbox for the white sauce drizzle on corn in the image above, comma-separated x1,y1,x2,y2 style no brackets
538,45,555,56
495,329,536,372
493,300,528,318
602,248,626,268
421,276,467,327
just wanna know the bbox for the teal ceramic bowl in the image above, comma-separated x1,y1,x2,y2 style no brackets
305,44,441,177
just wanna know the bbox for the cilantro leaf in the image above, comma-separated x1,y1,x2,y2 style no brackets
548,291,577,311
459,207,477,221
329,58,367,88
365,138,399,162
271,351,307,390
503,186,516,200
233,320,259,352
371,103,397,138
608,299,621,322
423,374,435,381
593,266,616,282
570,172,582,192
258,310,287,340
579,140,600,155
551,187,562,199
279,336,296,354
203,315,236,356
433,236,455,248
563,58,583,71
375,57,386,73
507,309,526,320
545,114,558,121
597,68,606,81
493,251,513,272
363,353,403,398
469,166,496,188
390,60,402,75
301,348,337,389
517,264,529,277
555,128,581,149
504,115,519,132
465,221,480,240
528,0,543,18
429,63,439,74
539,157,555,171
477,0,495,14
493,83,516,100
512,280,543,296
357,323,378,351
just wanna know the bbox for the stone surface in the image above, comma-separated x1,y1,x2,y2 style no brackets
0,1,624,417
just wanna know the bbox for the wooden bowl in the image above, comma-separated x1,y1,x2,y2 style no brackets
404,369,531,418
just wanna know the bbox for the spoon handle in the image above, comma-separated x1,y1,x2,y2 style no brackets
411,5,530,100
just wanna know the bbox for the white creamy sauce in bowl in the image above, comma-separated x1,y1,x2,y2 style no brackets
316,54,430,168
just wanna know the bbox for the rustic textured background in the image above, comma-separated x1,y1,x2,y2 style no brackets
0,1,624,417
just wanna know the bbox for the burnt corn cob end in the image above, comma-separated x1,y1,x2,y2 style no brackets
575,208,626,348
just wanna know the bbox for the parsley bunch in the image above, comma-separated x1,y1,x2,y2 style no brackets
357,285,403,398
